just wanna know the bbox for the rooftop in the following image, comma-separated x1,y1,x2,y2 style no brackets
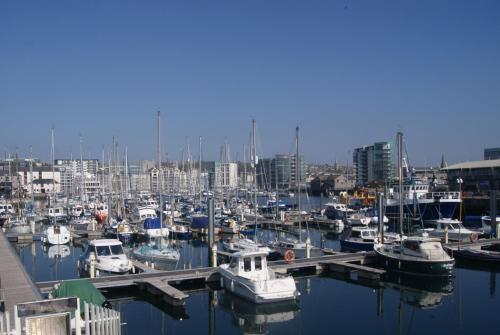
442,159,500,170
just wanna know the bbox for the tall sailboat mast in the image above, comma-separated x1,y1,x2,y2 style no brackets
51,127,55,216
199,136,202,203
157,111,163,228
80,133,85,203
397,131,404,238
252,119,258,241
296,126,301,243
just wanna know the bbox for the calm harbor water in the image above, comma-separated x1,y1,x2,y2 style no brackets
10,227,500,335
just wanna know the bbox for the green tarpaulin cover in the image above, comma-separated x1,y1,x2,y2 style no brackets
52,279,106,313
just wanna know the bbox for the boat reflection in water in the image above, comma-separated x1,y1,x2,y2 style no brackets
217,290,300,334
382,273,453,309
43,244,71,259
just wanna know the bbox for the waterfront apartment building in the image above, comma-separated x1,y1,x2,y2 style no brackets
484,148,500,160
54,159,99,194
256,154,305,191
210,162,238,190
353,142,393,186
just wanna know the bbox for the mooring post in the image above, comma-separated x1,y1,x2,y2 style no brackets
378,193,385,243
208,197,215,267
444,224,449,244
306,237,311,258
30,220,35,235
490,190,497,238
89,252,95,279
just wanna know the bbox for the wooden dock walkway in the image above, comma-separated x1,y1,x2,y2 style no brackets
36,252,382,306
0,230,41,322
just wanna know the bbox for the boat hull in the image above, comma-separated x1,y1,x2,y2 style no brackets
340,239,374,252
385,201,458,221
375,250,454,276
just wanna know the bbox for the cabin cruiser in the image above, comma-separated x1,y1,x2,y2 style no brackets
165,222,193,239
45,207,68,224
340,227,378,252
223,238,281,260
131,206,157,225
481,215,500,235
0,202,15,216
41,225,71,245
324,202,351,225
138,218,169,238
346,212,371,226
267,237,323,259
374,236,455,276
219,249,300,304
420,218,478,242
364,208,389,225
79,239,133,275
219,218,241,234
132,238,180,265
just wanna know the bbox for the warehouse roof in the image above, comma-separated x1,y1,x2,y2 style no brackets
442,159,500,170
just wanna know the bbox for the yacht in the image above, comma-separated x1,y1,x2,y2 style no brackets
421,218,478,242
219,249,300,304
131,206,157,225
132,238,180,265
79,239,133,275
139,218,169,238
481,215,500,235
340,227,378,252
374,236,455,276
41,225,71,245
45,207,68,224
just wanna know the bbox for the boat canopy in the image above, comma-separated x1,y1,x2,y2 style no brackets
144,218,165,229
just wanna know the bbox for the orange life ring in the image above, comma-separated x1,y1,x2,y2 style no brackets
470,233,478,242
284,249,295,262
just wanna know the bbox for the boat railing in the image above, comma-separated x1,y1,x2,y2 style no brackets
424,192,461,200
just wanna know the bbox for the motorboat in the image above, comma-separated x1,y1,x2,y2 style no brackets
41,225,71,245
131,206,157,225
219,218,241,234
223,238,281,260
79,239,133,275
448,241,500,264
219,248,300,304
340,227,378,252
421,218,479,242
481,215,500,235
131,238,180,266
139,218,169,238
166,222,192,240
46,207,68,224
267,237,323,259
346,212,371,226
106,220,134,244
364,208,389,225
374,236,455,276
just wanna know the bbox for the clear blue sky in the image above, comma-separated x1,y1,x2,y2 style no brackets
1,1,499,166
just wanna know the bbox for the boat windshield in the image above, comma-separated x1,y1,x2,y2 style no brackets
95,246,111,256
362,230,376,237
110,245,124,255
449,224,461,230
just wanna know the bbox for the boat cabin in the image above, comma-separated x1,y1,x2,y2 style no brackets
84,239,125,258
350,227,377,241
228,250,270,280
401,237,447,261
0,203,14,214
